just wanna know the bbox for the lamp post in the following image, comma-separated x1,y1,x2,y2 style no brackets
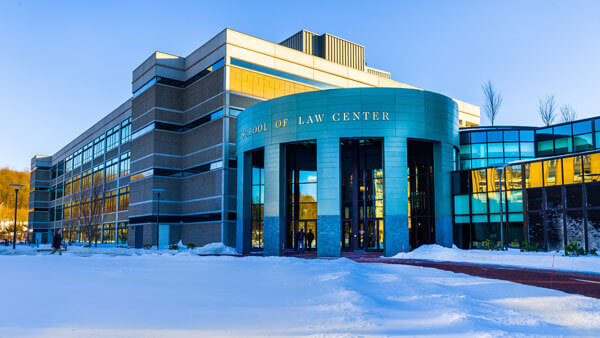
152,188,165,249
491,164,508,250
10,184,25,250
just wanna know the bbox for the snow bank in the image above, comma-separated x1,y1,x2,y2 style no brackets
393,244,600,274
190,242,238,255
0,242,238,257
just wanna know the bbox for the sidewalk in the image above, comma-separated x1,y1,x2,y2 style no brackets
284,251,600,299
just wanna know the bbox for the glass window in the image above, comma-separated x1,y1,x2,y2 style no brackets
105,158,119,182
504,142,519,157
554,137,572,154
535,127,553,142
597,132,600,149
459,144,471,159
470,144,486,159
488,192,502,213
92,164,104,186
454,195,470,215
520,142,535,157
536,140,554,157
471,169,487,193
573,134,594,152
583,153,600,182
104,190,117,213
565,185,582,209
471,159,487,168
461,160,471,170
587,183,600,207
503,130,519,142
487,143,503,158
131,123,154,140
73,150,82,169
121,118,132,143
524,161,543,188
471,193,487,214
487,158,504,166
460,132,470,145
119,187,129,211
546,186,562,209
487,131,503,142
505,165,522,190
106,125,120,152
543,159,563,186
82,142,93,164
596,118,600,131
470,132,486,143
573,120,592,135
94,136,105,158
520,130,534,142
553,124,572,137
486,168,501,192
507,190,523,212
562,156,583,185
120,152,130,177
527,188,543,210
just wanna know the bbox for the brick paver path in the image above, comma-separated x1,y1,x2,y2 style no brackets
282,251,600,299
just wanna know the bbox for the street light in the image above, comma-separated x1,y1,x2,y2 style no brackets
9,184,25,250
490,163,508,250
152,188,165,249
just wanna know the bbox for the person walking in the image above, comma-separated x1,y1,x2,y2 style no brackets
296,229,305,252
50,229,63,255
306,229,315,249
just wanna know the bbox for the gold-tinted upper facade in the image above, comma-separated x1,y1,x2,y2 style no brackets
131,28,480,126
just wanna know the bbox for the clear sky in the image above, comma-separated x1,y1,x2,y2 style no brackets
1,0,599,170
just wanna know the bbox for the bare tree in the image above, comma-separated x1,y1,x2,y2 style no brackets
538,95,557,126
560,104,577,123
482,80,503,126
77,184,105,247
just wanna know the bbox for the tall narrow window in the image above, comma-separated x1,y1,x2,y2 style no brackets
251,150,264,250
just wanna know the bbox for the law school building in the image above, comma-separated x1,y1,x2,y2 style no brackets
28,27,599,257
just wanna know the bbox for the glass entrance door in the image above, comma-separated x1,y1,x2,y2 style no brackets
341,138,384,251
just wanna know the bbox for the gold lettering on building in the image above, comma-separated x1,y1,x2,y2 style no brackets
241,112,391,139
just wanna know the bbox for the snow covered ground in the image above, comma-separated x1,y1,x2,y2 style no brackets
1,251,600,336
394,244,600,275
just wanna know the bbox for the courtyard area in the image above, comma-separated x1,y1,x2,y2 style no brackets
1,250,599,337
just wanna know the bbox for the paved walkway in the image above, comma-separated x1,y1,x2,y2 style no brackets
283,251,600,299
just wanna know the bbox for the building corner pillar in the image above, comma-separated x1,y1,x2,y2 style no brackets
317,137,341,257
384,136,409,257
263,144,286,256
236,151,251,254
434,142,454,248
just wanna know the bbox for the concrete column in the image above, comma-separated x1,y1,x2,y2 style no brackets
263,144,286,256
434,141,454,248
317,137,341,257
235,151,252,254
384,136,409,257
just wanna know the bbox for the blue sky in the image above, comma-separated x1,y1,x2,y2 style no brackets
1,0,599,169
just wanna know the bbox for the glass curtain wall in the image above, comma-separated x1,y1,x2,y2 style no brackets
453,150,600,251
286,142,317,250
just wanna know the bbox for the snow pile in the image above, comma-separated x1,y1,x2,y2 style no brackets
0,242,238,257
0,254,598,336
393,244,600,274
190,242,238,255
